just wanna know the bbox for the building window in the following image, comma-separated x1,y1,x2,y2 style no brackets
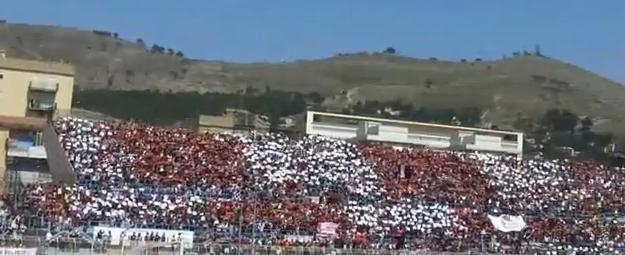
367,123,380,135
313,114,320,122
503,134,517,142
0,73,4,79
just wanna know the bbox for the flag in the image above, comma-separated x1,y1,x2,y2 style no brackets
488,215,526,232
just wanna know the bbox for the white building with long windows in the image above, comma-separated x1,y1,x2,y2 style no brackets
305,111,524,157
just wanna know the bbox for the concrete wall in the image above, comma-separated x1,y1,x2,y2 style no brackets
0,67,74,117
0,129,7,190
198,126,233,134
0,57,74,76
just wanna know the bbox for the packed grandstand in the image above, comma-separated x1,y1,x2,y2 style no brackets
6,117,625,254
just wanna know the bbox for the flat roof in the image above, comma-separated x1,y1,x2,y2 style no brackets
0,57,74,76
198,115,233,127
308,111,522,136
0,116,47,130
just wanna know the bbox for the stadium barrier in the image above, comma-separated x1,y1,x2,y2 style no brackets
0,235,541,255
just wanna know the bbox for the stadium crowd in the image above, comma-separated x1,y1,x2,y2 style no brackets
14,117,625,253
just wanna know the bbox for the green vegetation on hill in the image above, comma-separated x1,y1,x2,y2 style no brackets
73,89,484,128
351,100,482,127
73,88,322,127
524,109,614,160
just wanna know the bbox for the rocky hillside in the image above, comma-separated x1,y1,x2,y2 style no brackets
1,22,625,135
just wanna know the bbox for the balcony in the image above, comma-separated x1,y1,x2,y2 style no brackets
464,141,521,154
7,138,47,159
7,156,52,184
29,80,59,92
10,171,53,185
27,100,56,112
309,122,358,139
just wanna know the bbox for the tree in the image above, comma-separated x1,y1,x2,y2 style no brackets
113,33,119,39
458,107,482,127
167,48,175,55
425,79,433,88
593,133,613,147
580,117,593,133
306,92,323,104
541,109,579,133
136,38,145,47
150,44,165,54
175,51,184,57
353,101,364,114
383,47,396,54
93,30,112,37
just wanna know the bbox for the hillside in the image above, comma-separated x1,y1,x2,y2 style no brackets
1,22,625,135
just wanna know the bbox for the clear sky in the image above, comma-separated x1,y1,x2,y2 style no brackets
1,0,624,83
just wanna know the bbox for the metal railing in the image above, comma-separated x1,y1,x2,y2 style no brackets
0,235,512,255
1,234,623,255
28,101,56,112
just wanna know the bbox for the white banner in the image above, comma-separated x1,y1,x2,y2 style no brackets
0,248,37,255
285,235,314,242
488,215,526,232
316,222,339,238
93,227,194,248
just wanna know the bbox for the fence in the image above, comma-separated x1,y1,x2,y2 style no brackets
7,234,624,255
0,235,523,255
38,244,507,255
4,216,622,255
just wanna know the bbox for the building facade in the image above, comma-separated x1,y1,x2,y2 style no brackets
0,55,75,192
305,111,524,157
0,57,74,118
197,109,270,135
